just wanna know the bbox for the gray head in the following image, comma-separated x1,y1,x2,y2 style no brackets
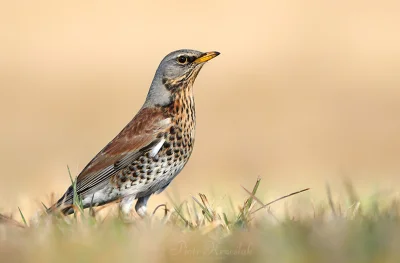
143,49,220,108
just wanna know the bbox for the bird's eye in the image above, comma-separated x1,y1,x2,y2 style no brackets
177,56,188,64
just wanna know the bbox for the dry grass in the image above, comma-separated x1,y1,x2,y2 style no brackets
1,179,400,263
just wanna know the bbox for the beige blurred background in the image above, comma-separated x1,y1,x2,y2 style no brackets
1,0,400,216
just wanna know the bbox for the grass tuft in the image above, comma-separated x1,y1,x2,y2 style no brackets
2,179,400,263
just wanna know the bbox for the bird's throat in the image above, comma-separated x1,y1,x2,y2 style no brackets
169,85,195,121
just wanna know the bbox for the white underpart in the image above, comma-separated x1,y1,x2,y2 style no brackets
81,187,118,207
150,138,165,157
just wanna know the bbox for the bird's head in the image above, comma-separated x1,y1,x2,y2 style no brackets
143,49,220,107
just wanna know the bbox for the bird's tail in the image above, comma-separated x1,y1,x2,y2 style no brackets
46,202,74,216
46,185,74,215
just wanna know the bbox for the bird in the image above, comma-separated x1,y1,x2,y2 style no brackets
49,49,220,217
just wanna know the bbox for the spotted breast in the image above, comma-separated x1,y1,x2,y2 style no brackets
110,84,196,201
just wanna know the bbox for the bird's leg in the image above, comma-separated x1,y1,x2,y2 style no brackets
120,195,136,217
135,195,151,217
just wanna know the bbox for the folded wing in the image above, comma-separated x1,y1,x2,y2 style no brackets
56,107,171,207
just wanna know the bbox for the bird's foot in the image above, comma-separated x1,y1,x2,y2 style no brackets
135,195,150,218
119,196,136,222
136,205,148,218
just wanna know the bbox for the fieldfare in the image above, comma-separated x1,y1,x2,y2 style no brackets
50,49,220,216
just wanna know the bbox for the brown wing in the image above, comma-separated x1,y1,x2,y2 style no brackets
58,107,171,206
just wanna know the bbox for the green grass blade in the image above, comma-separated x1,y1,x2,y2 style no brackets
245,177,261,214
67,165,85,219
173,202,190,226
223,212,230,227
67,165,78,219
236,177,261,224
326,183,337,217
18,207,28,227
191,195,213,222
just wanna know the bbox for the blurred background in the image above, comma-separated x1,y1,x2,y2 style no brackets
1,0,400,217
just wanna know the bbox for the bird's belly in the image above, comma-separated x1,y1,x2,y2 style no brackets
115,138,194,197
115,153,190,198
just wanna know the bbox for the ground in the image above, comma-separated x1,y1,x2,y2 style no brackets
1,179,400,263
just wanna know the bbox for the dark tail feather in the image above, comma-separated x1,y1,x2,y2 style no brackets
47,186,74,215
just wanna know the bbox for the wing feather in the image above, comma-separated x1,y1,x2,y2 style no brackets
57,107,171,206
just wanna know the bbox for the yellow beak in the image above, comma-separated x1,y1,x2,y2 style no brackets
194,51,220,64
